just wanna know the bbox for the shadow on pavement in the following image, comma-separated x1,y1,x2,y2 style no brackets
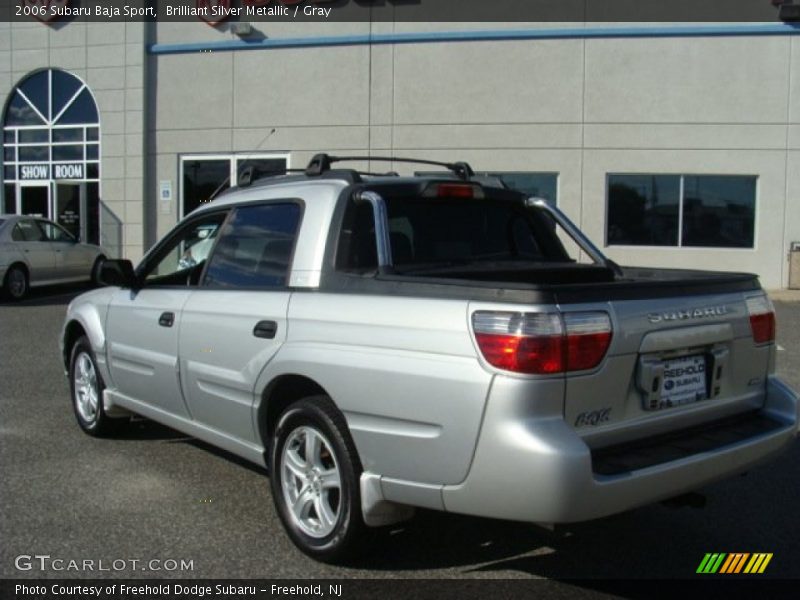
0,283,93,307
343,441,800,581
115,417,268,476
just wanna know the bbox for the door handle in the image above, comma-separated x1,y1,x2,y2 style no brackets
159,312,175,328
253,320,278,339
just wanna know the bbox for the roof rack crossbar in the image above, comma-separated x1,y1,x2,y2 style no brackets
238,166,306,187
305,154,475,181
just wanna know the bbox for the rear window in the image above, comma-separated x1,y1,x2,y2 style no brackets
336,192,570,272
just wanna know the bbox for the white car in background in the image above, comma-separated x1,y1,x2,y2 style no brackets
0,214,106,300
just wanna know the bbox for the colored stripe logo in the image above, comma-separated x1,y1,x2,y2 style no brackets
697,553,773,574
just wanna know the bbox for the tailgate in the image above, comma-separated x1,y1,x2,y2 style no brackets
564,291,775,447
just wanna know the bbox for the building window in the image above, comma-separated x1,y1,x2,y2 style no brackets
180,153,289,218
182,158,230,217
607,174,756,249
415,171,558,205
2,68,101,244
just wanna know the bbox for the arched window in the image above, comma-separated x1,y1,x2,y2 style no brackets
3,69,101,243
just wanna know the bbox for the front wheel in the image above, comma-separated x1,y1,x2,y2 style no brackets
269,396,368,563
3,265,28,301
70,336,127,436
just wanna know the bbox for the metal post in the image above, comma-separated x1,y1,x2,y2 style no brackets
355,190,393,269
525,197,622,277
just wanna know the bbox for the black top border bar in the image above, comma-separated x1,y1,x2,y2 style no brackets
3,0,800,23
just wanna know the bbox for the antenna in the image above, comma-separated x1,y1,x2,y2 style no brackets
206,128,278,202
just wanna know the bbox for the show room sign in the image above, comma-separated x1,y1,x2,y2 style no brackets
19,164,84,180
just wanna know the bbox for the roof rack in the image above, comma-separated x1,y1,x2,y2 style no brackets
237,166,305,187
234,153,475,191
305,154,475,181
238,166,374,189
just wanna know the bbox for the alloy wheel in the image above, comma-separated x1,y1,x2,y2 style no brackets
73,352,99,424
280,425,342,538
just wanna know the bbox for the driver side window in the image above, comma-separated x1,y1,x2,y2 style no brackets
142,212,227,286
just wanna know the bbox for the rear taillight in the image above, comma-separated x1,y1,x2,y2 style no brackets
472,311,612,375
746,295,776,344
563,312,613,371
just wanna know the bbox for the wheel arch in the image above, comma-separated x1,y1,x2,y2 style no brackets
4,261,29,282
6,260,29,274
62,320,87,370
61,307,107,373
256,374,333,462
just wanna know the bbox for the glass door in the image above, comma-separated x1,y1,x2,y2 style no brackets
18,182,50,218
182,158,230,218
55,182,85,241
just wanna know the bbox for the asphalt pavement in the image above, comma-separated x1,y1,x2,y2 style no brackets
1,285,798,588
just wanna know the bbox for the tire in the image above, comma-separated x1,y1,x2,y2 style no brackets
269,395,368,563
3,264,28,301
69,336,127,436
90,255,106,287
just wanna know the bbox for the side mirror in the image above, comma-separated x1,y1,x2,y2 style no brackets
99,259,138,288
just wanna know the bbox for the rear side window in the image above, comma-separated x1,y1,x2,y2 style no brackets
13,220,45,242
204,203,301,288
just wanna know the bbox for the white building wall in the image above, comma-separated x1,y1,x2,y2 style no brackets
2,21,798,287
0,20,146,261
147,23,798,288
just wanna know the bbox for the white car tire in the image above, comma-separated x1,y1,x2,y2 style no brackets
3,264,28,301
269,396,369,563
70,336,128,436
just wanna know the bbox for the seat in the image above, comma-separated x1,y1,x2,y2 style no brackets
390,232,413,265
256,238,294,285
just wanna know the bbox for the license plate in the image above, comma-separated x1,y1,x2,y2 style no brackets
660,354,707,408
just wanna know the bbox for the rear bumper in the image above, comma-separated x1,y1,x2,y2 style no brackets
441,375,798,524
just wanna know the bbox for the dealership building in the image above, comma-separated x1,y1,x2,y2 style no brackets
1,16,799,288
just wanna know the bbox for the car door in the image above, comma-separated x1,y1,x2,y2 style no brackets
178,202,302,443
38,220,86,280
12,219,55,284
105,211,228,419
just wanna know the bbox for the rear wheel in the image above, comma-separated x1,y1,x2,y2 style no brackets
269,396,368,563
70,336,127,436
91,255,106,287
3,264,28,301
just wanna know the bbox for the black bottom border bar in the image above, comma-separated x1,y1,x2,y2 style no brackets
2,579,799,600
